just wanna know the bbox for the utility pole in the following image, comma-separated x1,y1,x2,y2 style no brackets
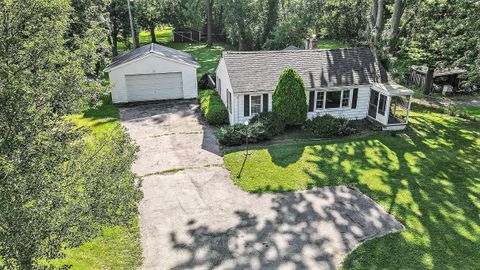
127,0,140,48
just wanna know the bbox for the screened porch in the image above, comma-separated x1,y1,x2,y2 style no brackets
367,83,414,131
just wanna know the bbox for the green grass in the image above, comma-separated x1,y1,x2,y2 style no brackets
451,105,480,120
67,95,119,136
48,222,142,270
61,96,141,269
224,104,480,269
316,39,350,49
117,27,233,78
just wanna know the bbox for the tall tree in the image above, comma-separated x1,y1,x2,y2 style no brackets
389,0,405,52
206,0,214,47
261,0,279,46
127,0,140,47
374,0,385,45
109,0,130,56
136,0,169,44
0,0,141,267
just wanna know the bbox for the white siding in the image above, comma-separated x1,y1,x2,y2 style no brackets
215,57,235,124
231,86,370,124
108,54,198,103
307,86,370,120
235,92,272,124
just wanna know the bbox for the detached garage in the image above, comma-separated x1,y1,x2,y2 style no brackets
105,43,200,104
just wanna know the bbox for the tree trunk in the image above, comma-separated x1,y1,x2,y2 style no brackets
206,0,213,47
389,0,404,52
370,0,378,45
374,0,385,45
150,24,157,43
370,0,378,30
111,32,118,57
110,20,119,57
262,0,279,46
423,66,435,95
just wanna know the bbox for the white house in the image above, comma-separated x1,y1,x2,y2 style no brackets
215,47,413,130
105,43,200,104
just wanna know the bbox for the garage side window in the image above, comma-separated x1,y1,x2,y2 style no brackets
217,78,222,93
227,91,232,113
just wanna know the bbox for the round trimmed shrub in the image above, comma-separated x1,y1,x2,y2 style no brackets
272,68,307,127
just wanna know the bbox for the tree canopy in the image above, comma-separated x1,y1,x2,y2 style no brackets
0,0,141,268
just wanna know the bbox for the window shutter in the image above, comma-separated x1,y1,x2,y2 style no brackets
352,88,359,109
244,95,250,117
262,94,268,112
308,91,315,112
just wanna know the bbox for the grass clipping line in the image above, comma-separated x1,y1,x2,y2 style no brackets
142,163,224,177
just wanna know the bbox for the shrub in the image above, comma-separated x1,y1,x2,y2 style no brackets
198,90,229,125
303,115,357,137
272,68,308,126
249,112,286,137
216,124,246,146
216,112,287,146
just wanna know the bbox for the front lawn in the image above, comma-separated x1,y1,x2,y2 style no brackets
224,104,480,269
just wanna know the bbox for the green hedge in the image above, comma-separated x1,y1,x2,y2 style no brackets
198,90,229,125
215,112,286,146
303,115,356,137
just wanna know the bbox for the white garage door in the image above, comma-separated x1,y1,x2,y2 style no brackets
125,73,183,102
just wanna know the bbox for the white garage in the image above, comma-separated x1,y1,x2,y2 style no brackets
105,43,200,104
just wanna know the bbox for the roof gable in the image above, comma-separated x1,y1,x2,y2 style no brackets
105,43,200,71
222,47,388,93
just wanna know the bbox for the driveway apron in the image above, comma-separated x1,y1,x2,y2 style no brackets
120,101,404,270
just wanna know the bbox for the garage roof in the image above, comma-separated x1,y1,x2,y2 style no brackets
105,43,200,71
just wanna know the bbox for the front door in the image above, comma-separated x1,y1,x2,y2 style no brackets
368,88,379,118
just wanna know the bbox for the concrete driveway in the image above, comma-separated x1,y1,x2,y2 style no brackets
120,101,404,270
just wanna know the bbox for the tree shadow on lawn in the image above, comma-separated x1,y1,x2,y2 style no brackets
224,103,479,268
304,106,480,269
267,143,306,167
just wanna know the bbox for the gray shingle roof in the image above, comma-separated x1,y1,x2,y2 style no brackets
106,43,199,70
222,47,388,93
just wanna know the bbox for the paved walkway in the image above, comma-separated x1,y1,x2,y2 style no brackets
120,101,404,270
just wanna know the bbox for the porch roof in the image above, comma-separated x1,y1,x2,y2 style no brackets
371,83,414,96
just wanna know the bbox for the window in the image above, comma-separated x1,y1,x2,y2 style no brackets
217,78,222,93
250,95,262,115
342,90,350,107
378,94,387,115
227,91,232,113
316,89,352,110
325,91,342,109
316,92,324,110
